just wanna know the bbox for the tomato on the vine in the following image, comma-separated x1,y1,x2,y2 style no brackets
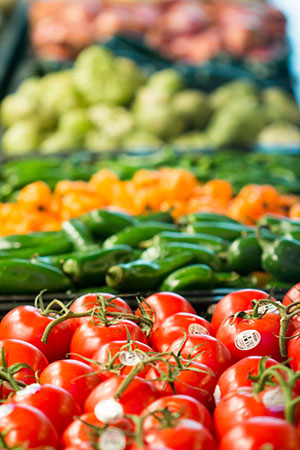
149,312,214,352
141,395,213,434
10,383,81,435
0,403,59,448
167,334,232,377
91,340,153,380
62,412,102,448
70,319,147,360
62,412,133,449
69,293,132,330
211,289,270,331
142,418,217,450
84,375,160,418
219,417,300,450
216,312,290,362
145,359,216,410
0,305,73,362
39,359,100,408
214,386,286,437
135,292,196,331
0,339,48,391
216,356,279,402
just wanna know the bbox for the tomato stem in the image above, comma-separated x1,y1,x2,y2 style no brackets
41,308,153,344
253,364,300,424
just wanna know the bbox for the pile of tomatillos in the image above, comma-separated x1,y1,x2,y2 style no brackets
0,209,300,295
0,287,300,449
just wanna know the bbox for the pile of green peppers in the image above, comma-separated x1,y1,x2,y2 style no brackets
0,208,298,295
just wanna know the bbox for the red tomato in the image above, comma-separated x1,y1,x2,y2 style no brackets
214,386,286,438
0,403,58,448
216,313,289,362
283,282,300,328
0,306,73,362
167,334,232,377
62,412,102,447
142,418,217,450
211,289,270,331
39,360,100,408
10,383,81,435
216,356,279,403
63,446,94,450
219,417,300,450
141,395,213,434
91,340,153,380
70,319,147,360
288,329,300,371
135,292,196,331
84,375,160,418
149,312,215,352
145,359,216,410
0,339,48,390
62,411,133,449
69,293,132,330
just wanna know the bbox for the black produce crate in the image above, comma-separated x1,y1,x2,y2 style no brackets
0,288,289,318
0,1,28,101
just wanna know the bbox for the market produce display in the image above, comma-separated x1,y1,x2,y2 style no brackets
0,287,300,448
3,150,300,202
1,45,300,156
1,209,300,294
29,0,286,66
1,168,300,236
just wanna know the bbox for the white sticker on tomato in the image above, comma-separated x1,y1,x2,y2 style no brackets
0,404,14,417
234,330,261,351
15,383,41,400
214,384,221,405
94,398,124,424
258,303,279,315
99,428,126,450
262,387,285,413
188,323,209,336
119,351,146,366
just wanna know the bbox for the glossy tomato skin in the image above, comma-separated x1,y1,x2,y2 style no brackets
0,306,73,362
84,375,160,416
145,359,216,410
167,334,232,377
70,319,147,360
214,386,285,438
143,418,217,450
91,340,153,380
283,283,300,329
135,292,196,331
216,356,279,403
62,412,133,449
216,313,291,362
219,417,300,450
62,412,102,447
288,329,300,371
0,403,58,448
149,312,215,352
10,383,81,435
39,360,100,408
141,395,213,434
211,289,270,331
69,293,132,330
0,339,48,388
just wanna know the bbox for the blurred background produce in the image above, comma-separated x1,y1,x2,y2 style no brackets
1,165,300,236
1,44,300,156
29,0,286,66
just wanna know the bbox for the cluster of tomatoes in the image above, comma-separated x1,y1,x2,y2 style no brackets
0,287,300,449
